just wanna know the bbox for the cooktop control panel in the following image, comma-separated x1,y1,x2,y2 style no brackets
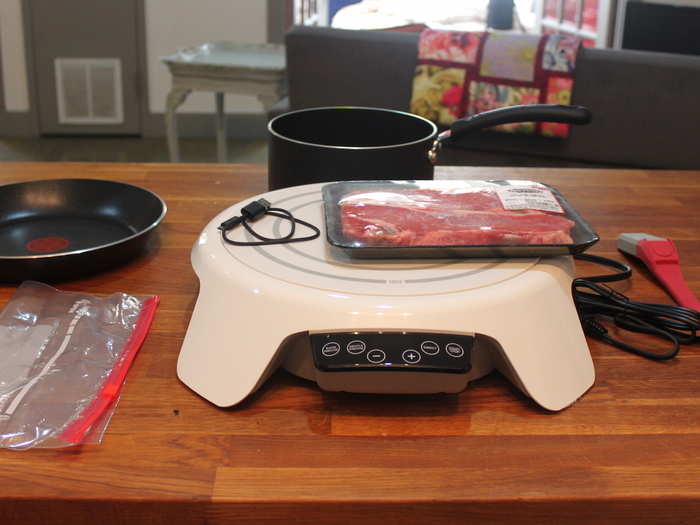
310,331,473,374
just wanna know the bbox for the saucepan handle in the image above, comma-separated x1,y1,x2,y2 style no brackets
428,104,592,163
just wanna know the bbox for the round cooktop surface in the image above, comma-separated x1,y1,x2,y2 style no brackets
215,185,539,296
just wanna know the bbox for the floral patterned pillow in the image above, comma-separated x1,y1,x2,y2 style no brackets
410,29,581,138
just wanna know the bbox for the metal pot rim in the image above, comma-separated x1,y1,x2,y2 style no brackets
268,106,438,151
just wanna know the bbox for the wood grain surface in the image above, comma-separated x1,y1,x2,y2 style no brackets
0,163,698,524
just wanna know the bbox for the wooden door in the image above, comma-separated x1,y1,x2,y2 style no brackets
28,0,142,135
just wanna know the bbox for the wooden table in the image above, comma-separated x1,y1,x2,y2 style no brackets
162,42,285,163
0,163,698,524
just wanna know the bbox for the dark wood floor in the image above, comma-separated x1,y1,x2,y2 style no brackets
0,137,268,163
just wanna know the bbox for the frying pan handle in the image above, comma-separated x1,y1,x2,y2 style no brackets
428,104,592,163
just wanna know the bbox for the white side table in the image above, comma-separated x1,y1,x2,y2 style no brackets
162,41,286,163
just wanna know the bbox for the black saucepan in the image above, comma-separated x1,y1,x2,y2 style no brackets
267,104,591,190
0,179,166,282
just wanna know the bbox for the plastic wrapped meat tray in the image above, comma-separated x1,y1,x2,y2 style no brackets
322,180,599,258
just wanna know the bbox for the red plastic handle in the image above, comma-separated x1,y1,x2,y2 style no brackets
637,239,700,311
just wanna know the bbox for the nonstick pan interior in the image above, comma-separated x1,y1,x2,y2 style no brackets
0,179,166,282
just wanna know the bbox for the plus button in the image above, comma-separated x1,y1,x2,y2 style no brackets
402,349,421,364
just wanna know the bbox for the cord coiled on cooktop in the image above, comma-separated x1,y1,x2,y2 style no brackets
218,198,320,247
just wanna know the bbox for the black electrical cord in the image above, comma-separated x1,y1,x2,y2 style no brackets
572,253,699,360
219,198,320,247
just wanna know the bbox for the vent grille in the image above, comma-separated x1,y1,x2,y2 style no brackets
54,58,124,125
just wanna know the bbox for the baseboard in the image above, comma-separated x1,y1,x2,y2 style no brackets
0,111,39,137
142,112,268,139
0,111,268,140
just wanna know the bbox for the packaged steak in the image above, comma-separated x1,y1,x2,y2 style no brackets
322,180,598,258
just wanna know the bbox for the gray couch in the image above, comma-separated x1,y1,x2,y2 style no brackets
274,25,700,169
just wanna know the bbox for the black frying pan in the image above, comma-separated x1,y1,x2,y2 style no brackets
0,179,166,283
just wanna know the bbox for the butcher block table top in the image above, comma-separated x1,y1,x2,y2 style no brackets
0,162,698,524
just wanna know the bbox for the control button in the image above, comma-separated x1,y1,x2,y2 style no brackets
366,349,386,364
445,343,464,358
346,340,366,354
402,349,421,364
322,342,341,357
420,340,440,355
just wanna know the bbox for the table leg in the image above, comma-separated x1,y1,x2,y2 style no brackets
215,92,226,163
165,87,191,162
257,94,279,116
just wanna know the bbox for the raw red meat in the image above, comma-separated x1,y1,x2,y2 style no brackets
339,188,575,246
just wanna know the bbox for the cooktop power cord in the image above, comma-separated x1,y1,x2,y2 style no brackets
573,253,699,360
219,198,320,247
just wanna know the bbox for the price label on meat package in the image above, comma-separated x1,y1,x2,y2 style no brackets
495,187,565,214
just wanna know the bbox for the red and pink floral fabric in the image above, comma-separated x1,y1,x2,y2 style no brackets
410,29,581,137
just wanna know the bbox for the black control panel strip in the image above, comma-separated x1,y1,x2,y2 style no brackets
310,331,473,374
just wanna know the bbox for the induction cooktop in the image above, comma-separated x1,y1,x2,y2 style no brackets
176,183,594,411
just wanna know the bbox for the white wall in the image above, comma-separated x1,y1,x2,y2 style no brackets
0,0,30,111
0,0,267,116
145,0,268,114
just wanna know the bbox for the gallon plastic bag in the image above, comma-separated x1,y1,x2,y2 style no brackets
0,281,158,450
